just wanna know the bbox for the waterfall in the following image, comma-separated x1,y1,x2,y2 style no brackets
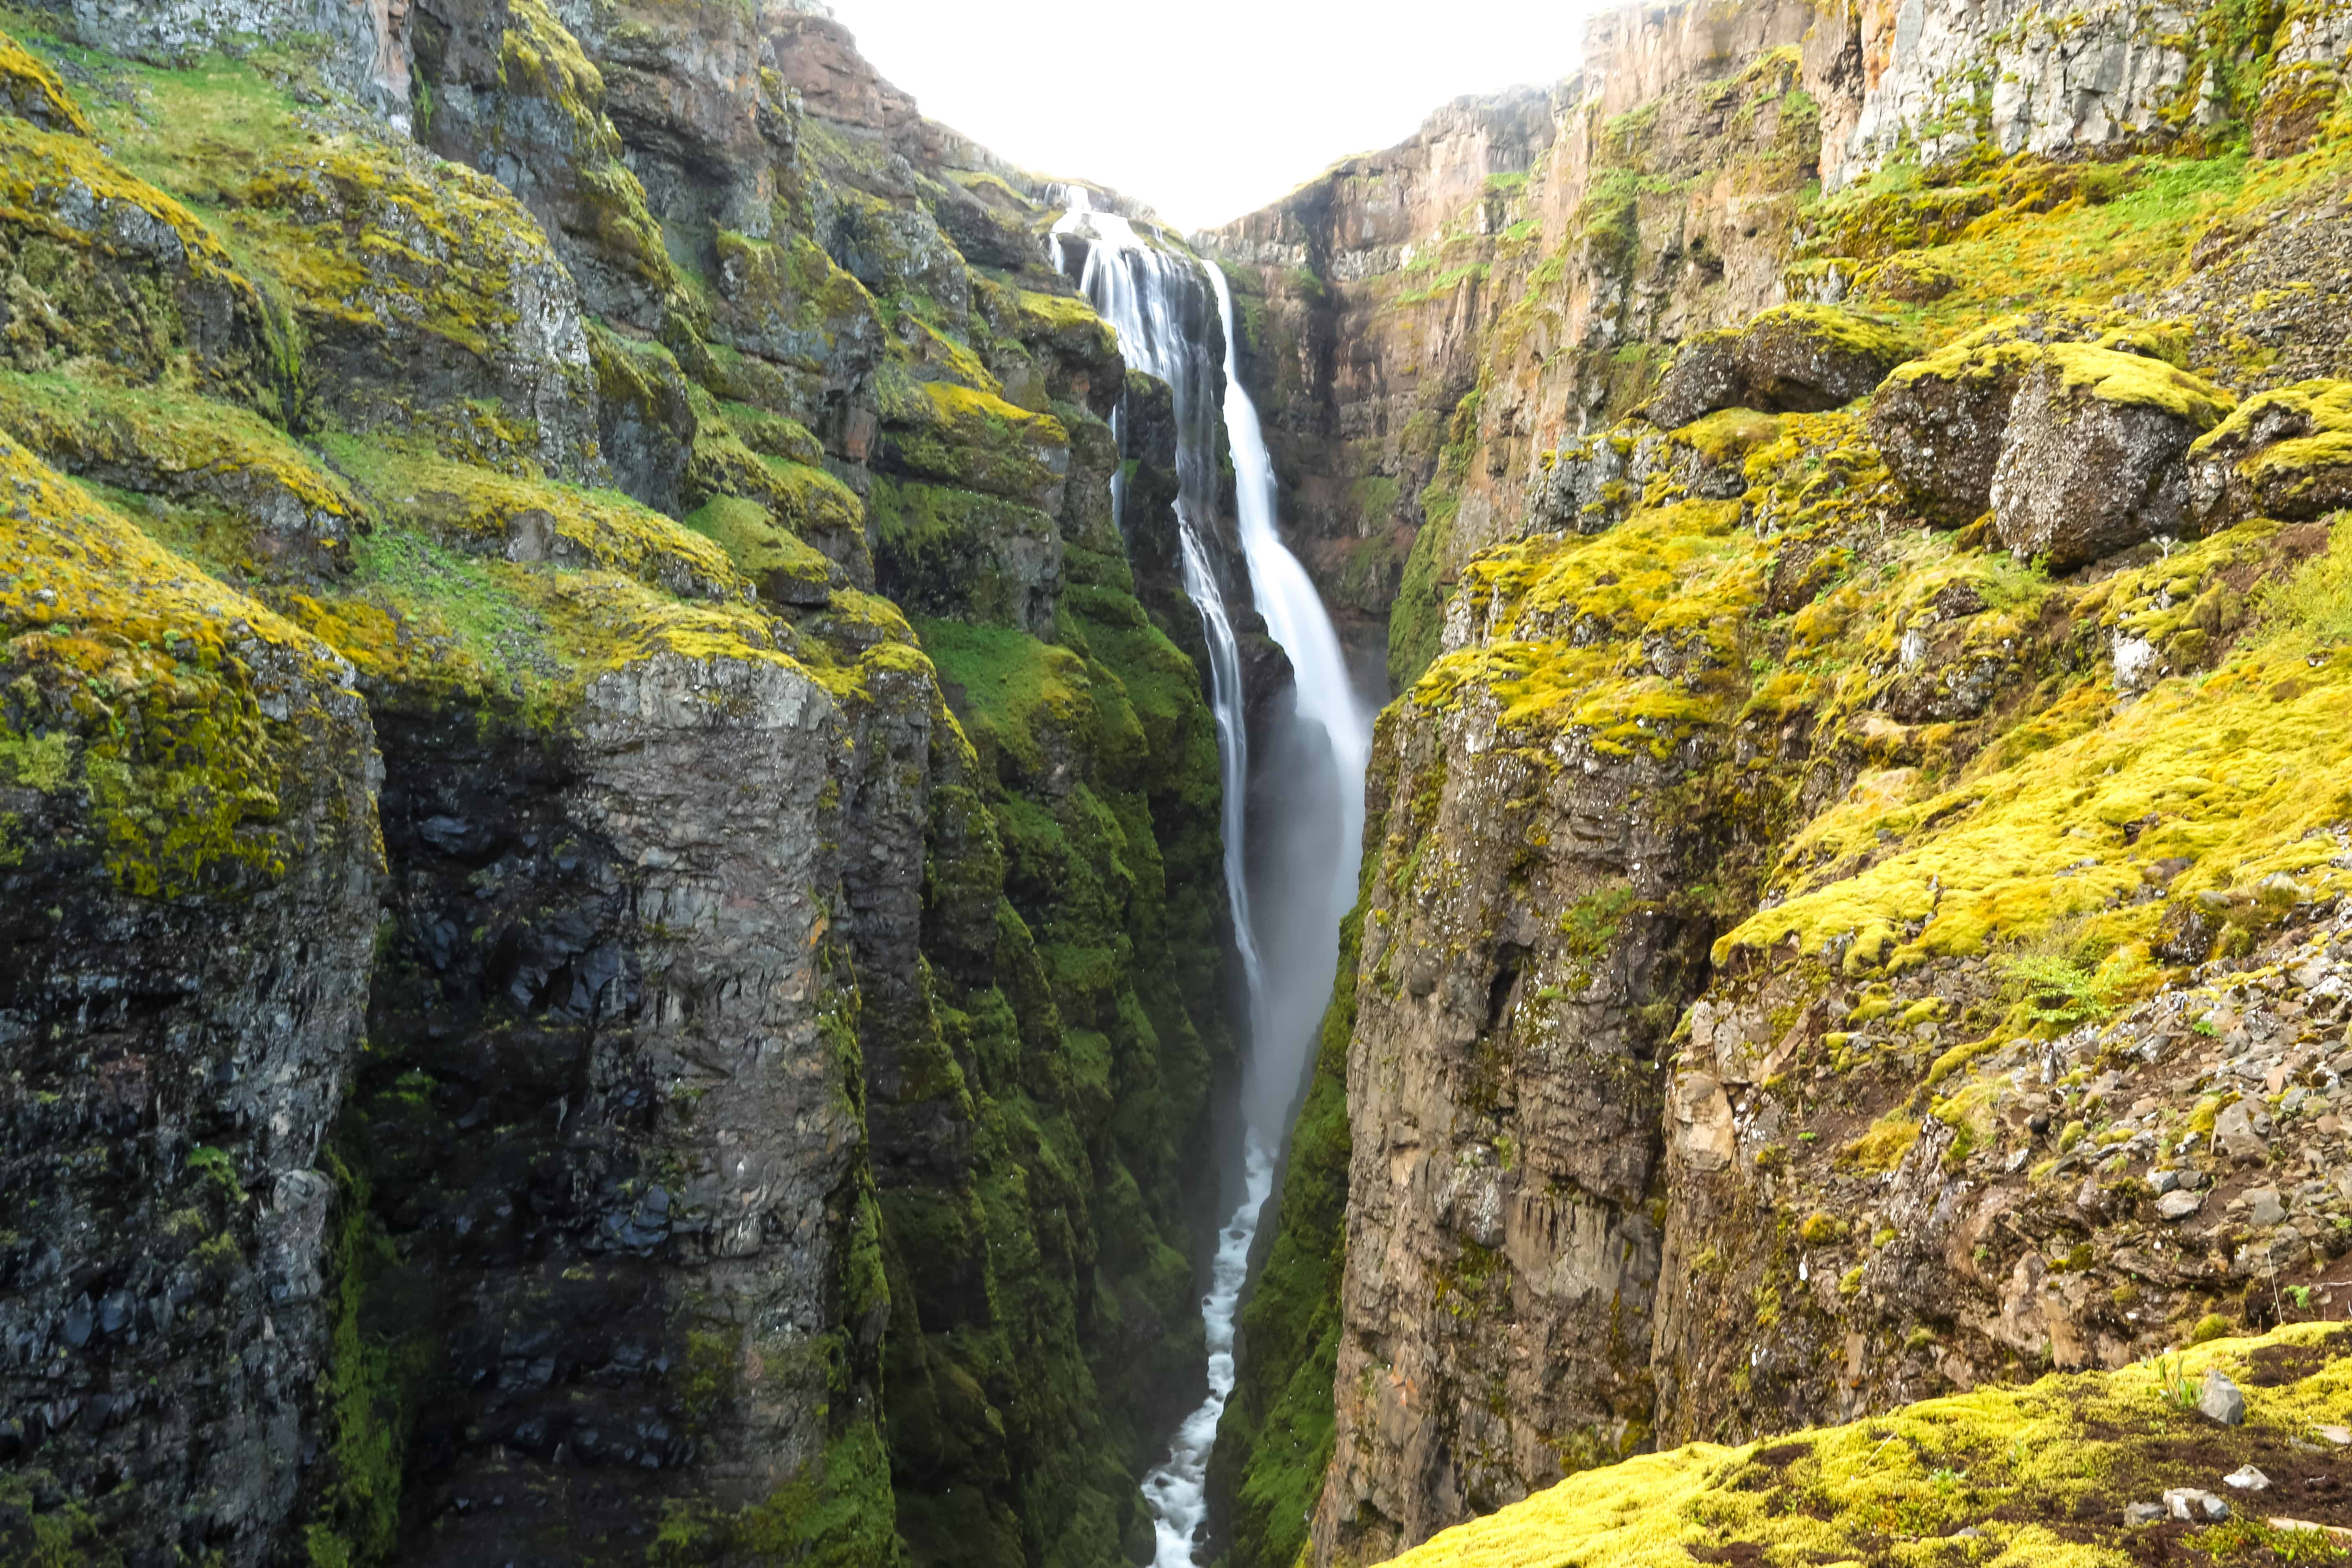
1055,190,1371,1568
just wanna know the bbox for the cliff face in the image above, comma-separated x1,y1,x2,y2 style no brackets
0,5,1241,1564
1213,2,2352,1565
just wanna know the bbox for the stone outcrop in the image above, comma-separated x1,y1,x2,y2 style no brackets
1214,2,2352,1561
2190,379,2352,527
0,6,1243,1564
26,0,414,119
0,435,383,1564
1646,304,1916,430
1987,347,2234,568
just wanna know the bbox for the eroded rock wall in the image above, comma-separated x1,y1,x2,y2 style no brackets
0,4,1242,1563
1215,2,2352,1564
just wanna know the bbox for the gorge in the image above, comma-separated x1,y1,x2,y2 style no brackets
4,0,2352,1566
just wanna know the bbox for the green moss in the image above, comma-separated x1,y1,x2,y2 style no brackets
683,494,833,603
0,431,362,898
0,116,273,404
2193,378,2352,518
871,477,1058,630
918,620,1094,784
323,437,742,600
882,376,1071,504
303,1152,421,1568
0,370,369,572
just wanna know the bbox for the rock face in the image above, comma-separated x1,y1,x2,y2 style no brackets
0,436,383,1564
1306,688,1704,1564
1213,2,2352,1564
0,6,1243,1565
27,0,414,118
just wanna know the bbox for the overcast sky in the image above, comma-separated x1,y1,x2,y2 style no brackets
822,0,1595,232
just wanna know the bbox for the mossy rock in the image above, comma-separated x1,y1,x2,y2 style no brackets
684,421,871,585
327,437,745,602
225,132,604,477
878,376,1072,510
709,227,883,414
2189,378,2352,528
0,370,369,576
1871,311,2207,528
1989,346,2234,570
684,494,834,608
589,325,696,514
0,118,276,409
1648,305,1917,430
414,0,691,330
870,477,1062,635
0,429,368,897
1377,1323,2352,1568
0,27,93,136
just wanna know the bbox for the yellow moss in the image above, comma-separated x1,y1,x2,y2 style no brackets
2191,379,2352,504
2041,342,2235,427
0,28,94,137
0,371,367,568
0,431,361,895
1717,633,2352,973
1381,1323,2352,1568
1842,1115,1921,1172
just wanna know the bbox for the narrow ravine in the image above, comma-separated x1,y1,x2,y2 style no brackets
1055,190,1374,1566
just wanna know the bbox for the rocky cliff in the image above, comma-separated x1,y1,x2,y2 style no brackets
1210,1,2352,1565
0,4,1249,1564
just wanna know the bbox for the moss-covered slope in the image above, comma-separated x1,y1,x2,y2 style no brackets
1384,1324,2352,1568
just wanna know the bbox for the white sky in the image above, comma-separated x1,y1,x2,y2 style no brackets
822,0,1597,232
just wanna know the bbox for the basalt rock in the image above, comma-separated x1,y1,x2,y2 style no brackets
1646,305,1916,431
2189,379,2352,528
0,435,383,1565
1989,347,2234,569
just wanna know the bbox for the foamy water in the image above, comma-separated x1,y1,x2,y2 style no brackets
1139,1137,1275,1566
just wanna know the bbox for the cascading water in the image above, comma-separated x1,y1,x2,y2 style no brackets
1055,190,1373,1568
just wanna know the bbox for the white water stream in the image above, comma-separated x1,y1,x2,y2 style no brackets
1055,191,1373,1567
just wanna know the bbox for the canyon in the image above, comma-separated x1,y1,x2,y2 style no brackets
2,0,2351,1566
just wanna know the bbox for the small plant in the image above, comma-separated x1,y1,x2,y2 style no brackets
2286,1284,2316,1312
2147,1350,2198,1409
2261,517,2352,646
1999,951,2114,1029
2193,1016,2221,1036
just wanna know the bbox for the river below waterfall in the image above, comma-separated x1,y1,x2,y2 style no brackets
1056,190,1372,1567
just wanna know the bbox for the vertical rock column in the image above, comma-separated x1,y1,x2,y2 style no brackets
1309,690,1716,1566
0,441,384,1565
354,646,877,1563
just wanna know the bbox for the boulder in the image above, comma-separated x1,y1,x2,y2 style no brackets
2188,379,2352,528
2166,1487,2232,1520
2211,1100,2268,1161
1869,339,2041,524
2157,1189,2205,1220
2199,1370,2247,1427
1648,305,1916,430
1989,346,2235,569
1739,304,1917,411
1648,331,1746,430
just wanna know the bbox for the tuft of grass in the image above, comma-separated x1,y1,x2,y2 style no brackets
2262,515,2352,646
